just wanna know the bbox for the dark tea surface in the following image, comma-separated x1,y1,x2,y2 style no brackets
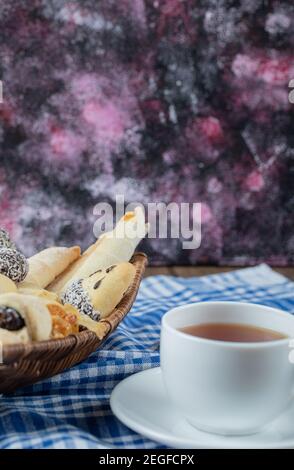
179,322,288,343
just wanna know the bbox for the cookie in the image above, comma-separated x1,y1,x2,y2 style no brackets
0,248,28,283
0,293,31,344
62,262,135,322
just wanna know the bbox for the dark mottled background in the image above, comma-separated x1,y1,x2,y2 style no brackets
0,1,293,265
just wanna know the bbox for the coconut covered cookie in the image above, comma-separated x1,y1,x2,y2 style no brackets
0,248,28,283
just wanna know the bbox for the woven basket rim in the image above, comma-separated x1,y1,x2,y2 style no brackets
2,252,148,363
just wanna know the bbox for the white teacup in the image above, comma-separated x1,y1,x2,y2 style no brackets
160,301,294,435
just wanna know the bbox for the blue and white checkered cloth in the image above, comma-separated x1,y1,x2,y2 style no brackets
0,264,293,449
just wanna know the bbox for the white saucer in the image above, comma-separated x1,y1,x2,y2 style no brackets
110,367,294,449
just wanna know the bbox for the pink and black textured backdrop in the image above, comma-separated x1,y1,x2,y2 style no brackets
0,1,293,265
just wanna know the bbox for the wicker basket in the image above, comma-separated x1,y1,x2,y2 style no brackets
0,252,147,394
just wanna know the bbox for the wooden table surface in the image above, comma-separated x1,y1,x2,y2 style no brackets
145,266,294,281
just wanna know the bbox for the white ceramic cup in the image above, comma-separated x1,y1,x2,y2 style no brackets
160,301,294,435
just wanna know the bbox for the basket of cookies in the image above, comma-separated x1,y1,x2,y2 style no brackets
0,208,148,393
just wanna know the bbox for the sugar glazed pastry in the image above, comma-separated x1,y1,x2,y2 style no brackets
62,262,135,322
0,248,28,283
0,293,79,344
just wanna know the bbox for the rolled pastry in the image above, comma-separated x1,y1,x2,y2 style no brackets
62,262,135,322
0,293,51,344
51,207,147,295
17,286,59,302
19,246,81,289
0,274,17,294
47,240,99,294
20,295,53,341
0,293,79,344
0,294,30,344
21,295,79,339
